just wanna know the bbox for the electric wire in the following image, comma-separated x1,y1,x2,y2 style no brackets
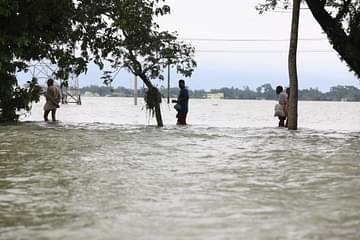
195,49,333,54
177,36,331,54
179,37,327,42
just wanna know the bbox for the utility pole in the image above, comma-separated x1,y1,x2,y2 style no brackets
167,63,170,104
134,75,138,106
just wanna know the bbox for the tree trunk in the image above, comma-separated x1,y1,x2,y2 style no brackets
0,99,17,122
0,65,17,122
154,101,163,127
138,73,164,127
305,0,360,77
288,0,301,130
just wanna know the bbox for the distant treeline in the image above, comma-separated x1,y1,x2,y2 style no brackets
80,84,360,101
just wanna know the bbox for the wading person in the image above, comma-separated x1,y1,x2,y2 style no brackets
44,79,61,122
60,81,68,104
274,85,288,127
173,79,189,125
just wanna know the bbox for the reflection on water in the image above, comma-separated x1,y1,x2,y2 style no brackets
1,98,360,239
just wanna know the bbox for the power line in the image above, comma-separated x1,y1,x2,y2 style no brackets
180,37,327,42
196,49,333,54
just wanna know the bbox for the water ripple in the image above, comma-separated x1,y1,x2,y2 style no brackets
0,122,359,239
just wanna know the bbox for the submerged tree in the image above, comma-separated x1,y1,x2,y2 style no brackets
98,0,196,127
0,0,80,121
287,0,301,130
0,0,196,126
257,0,359,130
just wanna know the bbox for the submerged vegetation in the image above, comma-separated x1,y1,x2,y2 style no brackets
258,0,360,130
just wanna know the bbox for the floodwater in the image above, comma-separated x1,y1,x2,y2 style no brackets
0,97,359,240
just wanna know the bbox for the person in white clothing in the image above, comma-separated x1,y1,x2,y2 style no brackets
274,85,288,127
43,79,61,122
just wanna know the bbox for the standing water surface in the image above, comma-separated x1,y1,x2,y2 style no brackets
0,98,359,239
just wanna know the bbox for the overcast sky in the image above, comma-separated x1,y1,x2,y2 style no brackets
21,0,360,91
153,0,359,91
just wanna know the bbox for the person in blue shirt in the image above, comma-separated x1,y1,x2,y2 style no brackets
173,79,189,125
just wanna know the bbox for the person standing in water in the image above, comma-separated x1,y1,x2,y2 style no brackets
60,80,68,104
173,79,189,125
274,85,288,127
43,79,61,122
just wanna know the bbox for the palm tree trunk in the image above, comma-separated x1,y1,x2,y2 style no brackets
288,0,301,130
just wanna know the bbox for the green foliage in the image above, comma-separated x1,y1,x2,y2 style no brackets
256,0,291,14
0,77,41,122
327,85,360,101
144,87,162,117
0,0,196,122
92,0,196,116
0,0,85,121
13,78,42,111
257,0,360,77
80,84,360,101
257,0,359,35
105,1,196,82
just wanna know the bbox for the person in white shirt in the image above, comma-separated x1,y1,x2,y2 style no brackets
43,79,61,122
274,85,288,127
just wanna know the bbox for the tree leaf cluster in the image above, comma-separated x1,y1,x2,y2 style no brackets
257,0,360,77
80,83,360,101
0,0,196,122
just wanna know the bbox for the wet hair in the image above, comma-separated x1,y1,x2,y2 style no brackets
47,78,54,85
276,85,283,94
